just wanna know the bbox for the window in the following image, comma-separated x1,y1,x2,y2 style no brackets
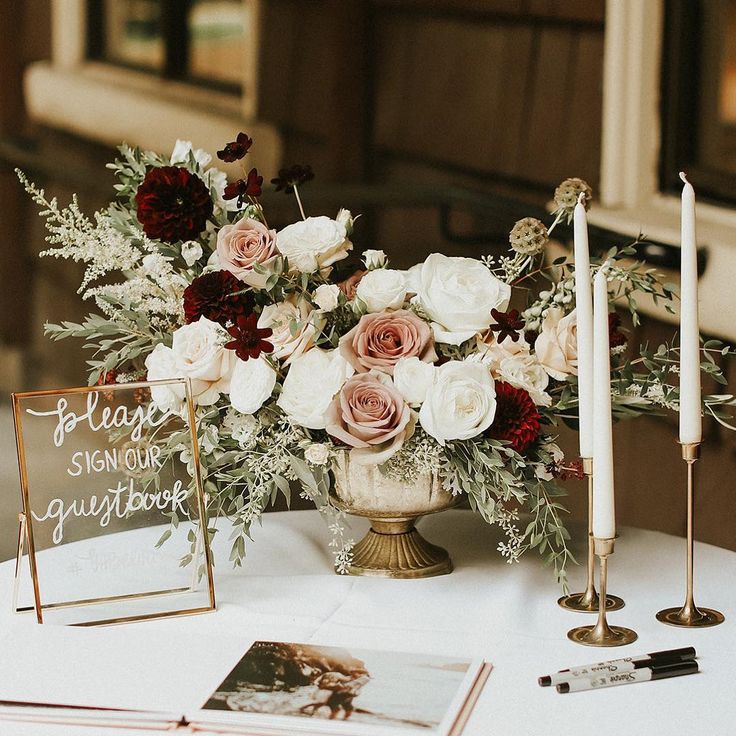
661,0,736,205
87,0,249,92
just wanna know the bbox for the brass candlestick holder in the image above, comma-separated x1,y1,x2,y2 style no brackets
568,537,638,646
656,442,725,628
558,458,625,612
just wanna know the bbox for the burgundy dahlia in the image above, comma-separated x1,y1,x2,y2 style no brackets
488,381,541,455
225,313,274,361
217,132,253,163
183,270,252,326
135,166,213,243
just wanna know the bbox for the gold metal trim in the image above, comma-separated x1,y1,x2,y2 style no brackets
656,441,724,627
558,459,624,613
11,379,216,626
568,536,638,647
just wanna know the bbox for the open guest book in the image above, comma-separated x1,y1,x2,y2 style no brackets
0,625,491,735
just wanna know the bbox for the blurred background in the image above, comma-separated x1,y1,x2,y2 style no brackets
1,0,735,561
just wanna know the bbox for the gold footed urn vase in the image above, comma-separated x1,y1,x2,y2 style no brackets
332,453,459,579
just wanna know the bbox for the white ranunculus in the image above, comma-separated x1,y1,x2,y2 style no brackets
313,283,341,312
536,442,564,481
170,139,212,169
145,343,186,413
534,307,578,380
410,253,511,345
393,356,436,407
363,249,387,269
181,240,203,267
355,269,407,312
419,360,497,445
497,354,552,407
229,357,277,414
170,317,235,405
258,297,321,365
276,216,352,273
221,408,259,447
476,333,530,372
277,348,355,429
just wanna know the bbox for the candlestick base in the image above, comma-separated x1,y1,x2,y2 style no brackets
567,623,638,647
558,591,625,613
655,606,725,628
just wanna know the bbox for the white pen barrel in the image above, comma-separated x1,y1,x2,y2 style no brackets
562,669,652,692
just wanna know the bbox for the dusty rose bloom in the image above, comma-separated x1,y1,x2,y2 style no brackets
325,372,415,464
338,269,367,300
216,217,277,289
339,309,437,375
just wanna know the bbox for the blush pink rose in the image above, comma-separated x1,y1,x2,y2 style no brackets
325,372,415,464
339,309,437,375
216,217,277,289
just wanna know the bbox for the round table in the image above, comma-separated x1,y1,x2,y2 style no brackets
1,509,734,735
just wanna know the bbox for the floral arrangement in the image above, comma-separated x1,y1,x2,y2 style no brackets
17,134,736,586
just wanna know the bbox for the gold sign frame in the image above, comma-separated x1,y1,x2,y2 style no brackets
11,379,216,626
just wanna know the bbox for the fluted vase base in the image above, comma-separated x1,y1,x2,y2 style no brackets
347,519,453,579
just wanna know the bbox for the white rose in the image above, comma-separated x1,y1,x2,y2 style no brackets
534,307,578,380
419,360,497,445
277,348,355,429
170,317,235,405
363,249,387,269
497,354,552,407
229,356,277,414
145,343,186,413
336,208,354,233
410,253,511,345
276,216,352,273
355,269,407,312
181,240,203,267
393,357,436,407
313,283,341,312
258,297,322,365
305,443,331,466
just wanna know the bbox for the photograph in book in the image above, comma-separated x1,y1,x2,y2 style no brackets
202,641,476,731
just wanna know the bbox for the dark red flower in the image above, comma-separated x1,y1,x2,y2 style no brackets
489,308,525,343
97,369,118,401
225,313,274,361
488,381,541,455
135,166,213,243
183,270,253,326
557,460,586,481
217,132,253,163
609,312,627,348
271,164,315,193
223,168,263,202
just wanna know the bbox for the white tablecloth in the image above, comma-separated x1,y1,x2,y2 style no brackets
1,509,734,735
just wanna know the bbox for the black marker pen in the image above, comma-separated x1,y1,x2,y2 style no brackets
556,660,698,693
538,647,696,687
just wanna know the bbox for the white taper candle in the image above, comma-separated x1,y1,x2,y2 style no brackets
592,262,615,539
678,172,702,444
574,193,594,459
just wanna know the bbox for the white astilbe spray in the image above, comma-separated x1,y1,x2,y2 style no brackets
17,171,144,293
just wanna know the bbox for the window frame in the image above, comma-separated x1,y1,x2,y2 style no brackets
85,0,245,96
